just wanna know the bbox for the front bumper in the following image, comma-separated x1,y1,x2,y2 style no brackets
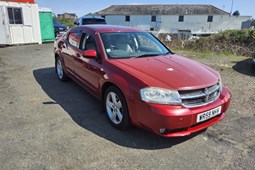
132,87,231,137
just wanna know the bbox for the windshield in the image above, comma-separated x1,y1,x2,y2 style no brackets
100,32,170,59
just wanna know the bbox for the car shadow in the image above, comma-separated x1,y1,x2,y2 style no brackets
232,58,255,77
33,67,202,150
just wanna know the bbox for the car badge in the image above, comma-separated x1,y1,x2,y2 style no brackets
167,68,174,71
203,88,210,102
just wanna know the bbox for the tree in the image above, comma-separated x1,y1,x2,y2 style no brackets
233,10,240,16
56,17,75,28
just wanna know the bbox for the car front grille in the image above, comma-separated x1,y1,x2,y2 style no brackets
179,82,221,108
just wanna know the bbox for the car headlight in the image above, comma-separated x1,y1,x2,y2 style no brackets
140,87,182,105
218,78,223,92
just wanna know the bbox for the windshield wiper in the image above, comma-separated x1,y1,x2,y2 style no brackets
163,51,171,55
133,53,161,58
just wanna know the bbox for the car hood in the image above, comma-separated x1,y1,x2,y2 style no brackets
110,54,219,90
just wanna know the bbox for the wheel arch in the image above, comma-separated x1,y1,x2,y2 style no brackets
100,76,133,101
100,76,137,124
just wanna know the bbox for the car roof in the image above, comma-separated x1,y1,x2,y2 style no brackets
71,25,144,33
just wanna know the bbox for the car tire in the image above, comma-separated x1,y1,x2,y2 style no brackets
104,86,131,130
55,57,68,81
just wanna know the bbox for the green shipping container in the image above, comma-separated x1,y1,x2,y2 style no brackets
39,12,55,42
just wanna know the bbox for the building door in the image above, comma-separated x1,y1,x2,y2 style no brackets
39,12,55,42
0,6,7,44
178,30,192,40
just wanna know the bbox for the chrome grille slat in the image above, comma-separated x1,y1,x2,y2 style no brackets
208,84,219,94
179,91,206,100
179,83,221,108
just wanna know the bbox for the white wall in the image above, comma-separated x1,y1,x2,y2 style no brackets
104,14,251,35
0,1,42,45
0,5,11,44
160,15,252,34
105,15,162,31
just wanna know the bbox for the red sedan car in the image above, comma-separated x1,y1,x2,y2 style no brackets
54,25,231,137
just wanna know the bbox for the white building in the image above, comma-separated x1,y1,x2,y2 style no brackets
94,5,252,37
0,0,42,45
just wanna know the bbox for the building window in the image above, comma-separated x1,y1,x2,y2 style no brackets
207,16,213,22
8,7,23,24
151,15,156,22
125,16,130,22
178,15,184,22
150,28,155,31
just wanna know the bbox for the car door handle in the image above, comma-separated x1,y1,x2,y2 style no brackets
76,53,81,58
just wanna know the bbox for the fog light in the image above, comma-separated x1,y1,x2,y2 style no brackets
159,128,166,134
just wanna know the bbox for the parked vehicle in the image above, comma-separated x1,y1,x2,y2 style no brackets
74,16,106,25
53,18,68,36
54,25,231,137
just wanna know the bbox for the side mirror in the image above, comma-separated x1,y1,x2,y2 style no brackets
83,50,97,58
74,21,79,25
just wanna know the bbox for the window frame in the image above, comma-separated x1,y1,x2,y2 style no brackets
151,15,156,22
178,15,184,22
150,28,155,31
125,15,130,22
207,15,213,22
7,7,23,25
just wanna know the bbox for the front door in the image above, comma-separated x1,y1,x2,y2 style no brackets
74,33,102,94
0,6,7,44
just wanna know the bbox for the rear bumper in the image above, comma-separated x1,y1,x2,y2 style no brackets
131,87,231,137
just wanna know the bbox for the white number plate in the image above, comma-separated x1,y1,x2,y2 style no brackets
197,106,222,123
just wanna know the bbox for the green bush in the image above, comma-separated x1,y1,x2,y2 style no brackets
182,30,255,57
56,17,75,28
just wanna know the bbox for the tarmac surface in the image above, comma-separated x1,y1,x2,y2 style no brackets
0,43,254,170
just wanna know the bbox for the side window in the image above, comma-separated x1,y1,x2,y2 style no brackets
79,33,97,51
8,7,23,24
68,32,81,47
207,16,213,22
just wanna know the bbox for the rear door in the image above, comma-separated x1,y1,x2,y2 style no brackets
61,31,81,75
0,6,7,44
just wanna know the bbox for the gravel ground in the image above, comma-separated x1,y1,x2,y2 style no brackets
0,43,254,170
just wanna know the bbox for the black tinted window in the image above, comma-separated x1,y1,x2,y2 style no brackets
179,16,184,22
82,19,106,25
8,7,23,24
151,16,156,22
125,16,130,22
207,16,213,22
